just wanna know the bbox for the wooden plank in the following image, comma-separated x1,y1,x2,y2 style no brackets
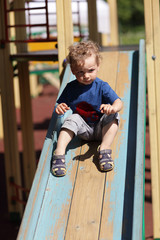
17,109,62,239
56,0,66,75
14,0,36,190
144,0,160,237
14,76,21,108
56,0,73,76
10,50,58,62
88,0,99,43
33,137,81,240
99,51,135,239
65,142,104,240
132,39,146,239
98,51,119,89
17,137,53,240
108,0,119,45
17,65,76,239
0,94,3,139
0,0,22,215
63,0,74,56
152,2,160,234
18,62,36,189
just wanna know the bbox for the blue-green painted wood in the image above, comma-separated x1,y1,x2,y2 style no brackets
17,42,146,240
100,50,137,239
132,39,146,239
100,42,146,240
17,65,76,240
33,137,81,239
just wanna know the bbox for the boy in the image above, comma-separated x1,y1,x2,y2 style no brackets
51,40,123,177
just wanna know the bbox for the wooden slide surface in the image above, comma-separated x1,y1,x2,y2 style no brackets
17,40,146,240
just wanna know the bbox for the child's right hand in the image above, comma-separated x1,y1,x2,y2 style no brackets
55,103,70,115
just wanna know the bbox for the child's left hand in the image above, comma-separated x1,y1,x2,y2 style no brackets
100,104,116,115
100,99,123,115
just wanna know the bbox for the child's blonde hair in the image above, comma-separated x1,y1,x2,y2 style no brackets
67,40,102,69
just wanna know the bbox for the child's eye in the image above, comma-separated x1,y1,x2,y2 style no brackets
89,69,94,73
77,71,84,75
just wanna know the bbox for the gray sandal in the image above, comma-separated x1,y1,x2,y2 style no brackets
99,149,114,172
51,154,66,177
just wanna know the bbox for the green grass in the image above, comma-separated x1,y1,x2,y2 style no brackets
119,26,145,45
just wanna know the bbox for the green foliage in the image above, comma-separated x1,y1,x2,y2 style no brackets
117,0,144,32
119,26,145,45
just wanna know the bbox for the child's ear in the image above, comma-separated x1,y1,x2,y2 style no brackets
70,66,75,75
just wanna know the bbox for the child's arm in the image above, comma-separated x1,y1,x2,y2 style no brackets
100,98,123,115
55,103,70,115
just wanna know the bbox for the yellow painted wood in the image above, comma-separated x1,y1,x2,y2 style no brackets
108,0,119,45
65,52,119,239
63,0,74,56
99,33,110,47
97,51,119,89
18,62,36,189
99,52,130,238
9,10,21,109
65,142,105,240
0,0,22,215
56,0,73,76
152,3,160,234
56,0,65,75
43,73,60,89
14,0,36,190
29,75,43,97
14,77,21,108
88,0,99,43
144,0,160,237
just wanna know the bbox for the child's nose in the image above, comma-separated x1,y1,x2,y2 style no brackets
84,72,89,78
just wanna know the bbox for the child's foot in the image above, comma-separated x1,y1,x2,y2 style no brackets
99,149,114,172
51,154,66,177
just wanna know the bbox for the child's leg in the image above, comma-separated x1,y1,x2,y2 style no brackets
100,119,118,151
52,128,74,177
99,119,118,172
55,128,74,155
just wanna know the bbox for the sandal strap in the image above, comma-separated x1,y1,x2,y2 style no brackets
99,149,112,161
53,154,65,160
99,149,114,172
99,158,113,164
52,160,66,169
99,149,112,155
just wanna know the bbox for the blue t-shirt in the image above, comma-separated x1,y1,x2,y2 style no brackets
57,77,119,124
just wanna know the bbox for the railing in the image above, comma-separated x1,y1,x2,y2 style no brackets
3,0,87,43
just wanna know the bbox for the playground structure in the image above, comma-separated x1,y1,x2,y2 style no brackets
144,0,160,238
17,40,146,239
0,0,119,215
0,0,160,239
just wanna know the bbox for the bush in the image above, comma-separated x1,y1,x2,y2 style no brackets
117,0,144,32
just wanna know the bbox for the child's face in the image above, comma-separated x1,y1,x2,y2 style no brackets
71,54,99,85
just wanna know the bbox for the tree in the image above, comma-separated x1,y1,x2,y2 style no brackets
117,0,144,32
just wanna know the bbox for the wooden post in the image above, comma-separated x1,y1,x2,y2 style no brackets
56,0,74,76
10,10,21,109
0,0,22,215
144,0,160,238
108,0,119,45
13,77,21,108
0,93,3,139
88,0,99,43
14,0,36,189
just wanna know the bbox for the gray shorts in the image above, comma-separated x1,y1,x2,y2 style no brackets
61,113,120,141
